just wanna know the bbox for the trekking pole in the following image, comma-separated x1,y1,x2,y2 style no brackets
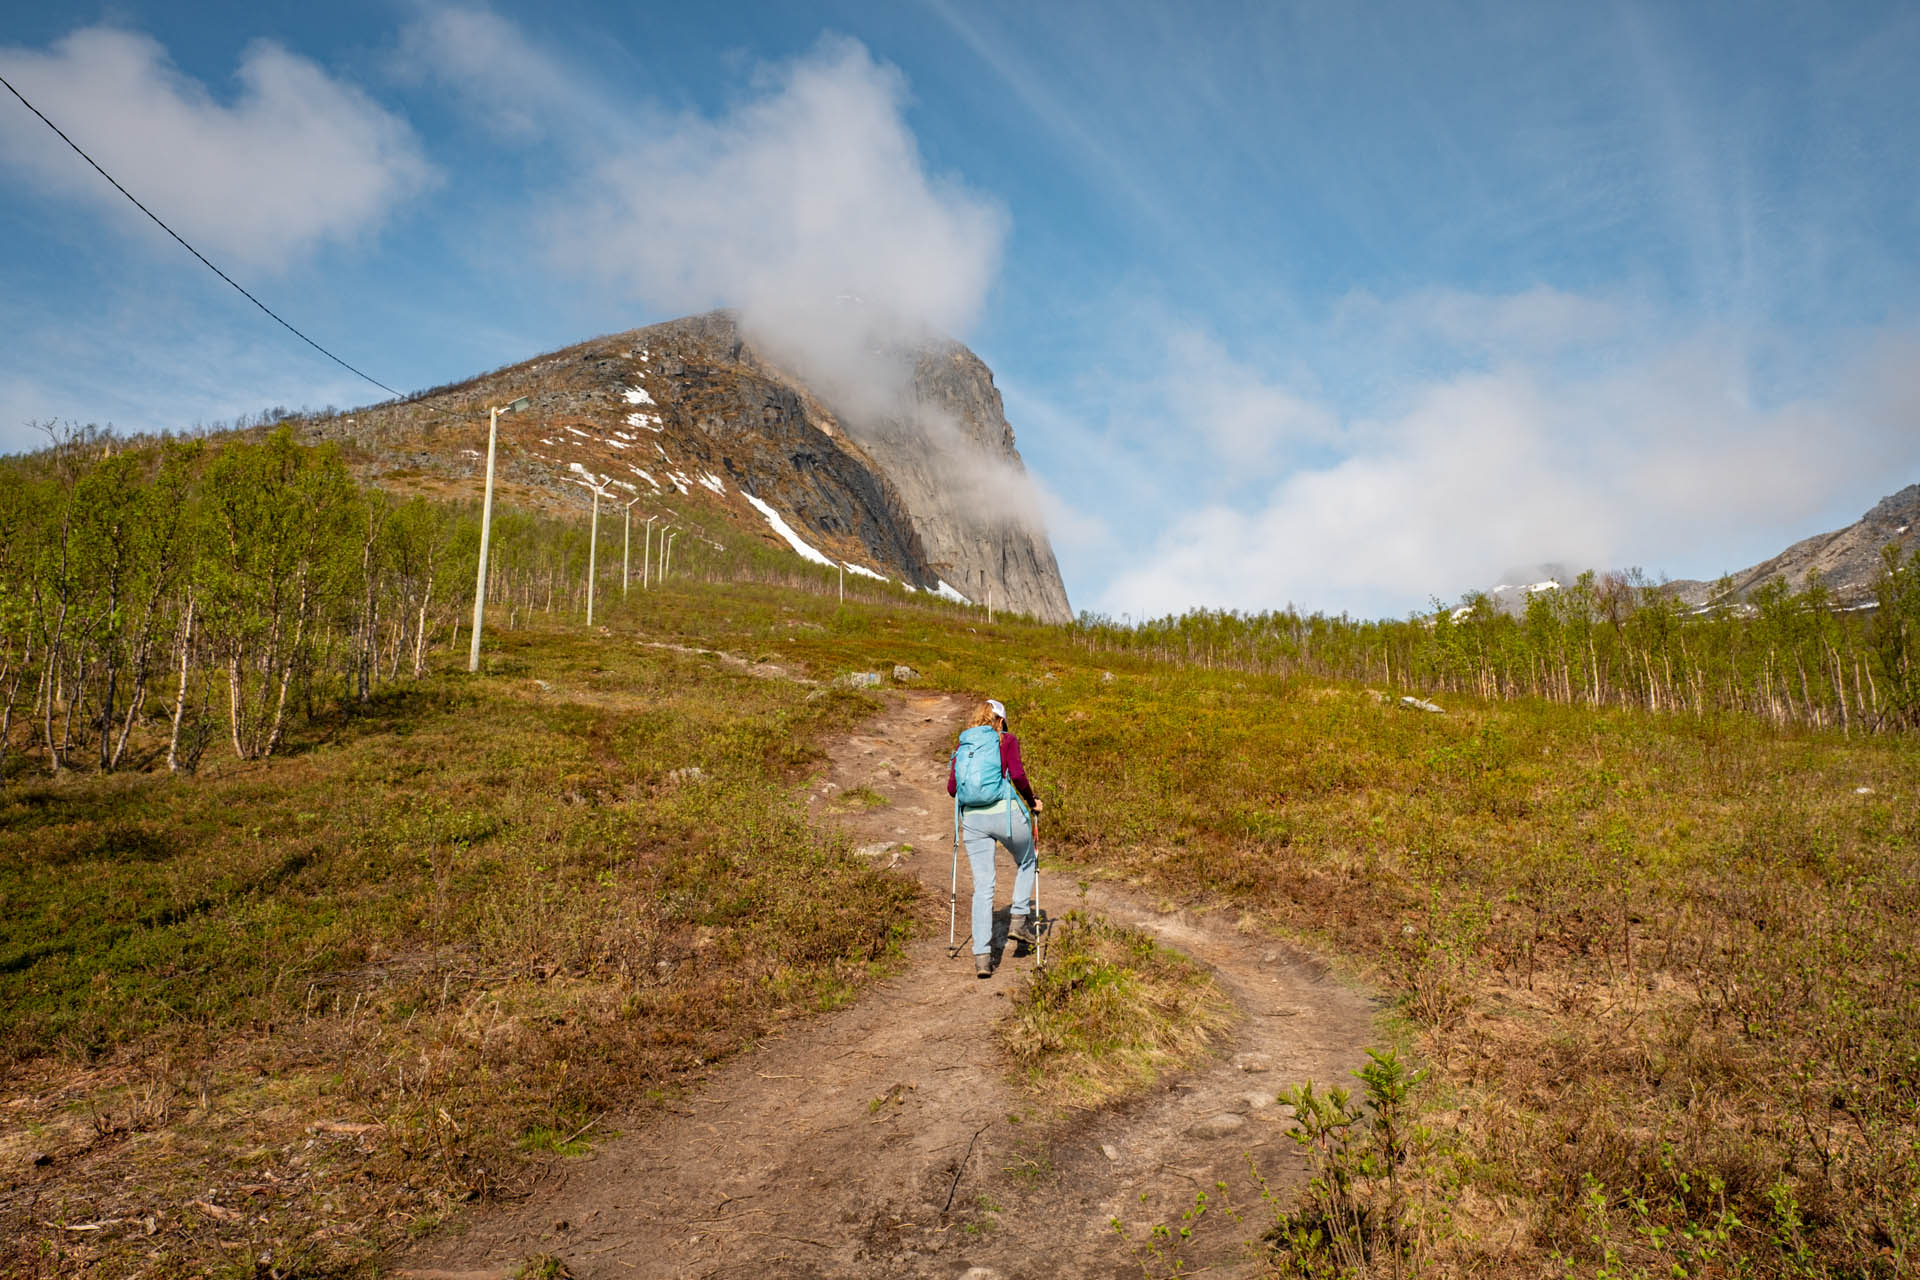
948,796,963,958
1031,805,1048,969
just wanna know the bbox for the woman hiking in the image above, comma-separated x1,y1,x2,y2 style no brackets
949,698,1043,977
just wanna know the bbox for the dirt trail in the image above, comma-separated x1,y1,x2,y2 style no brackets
404,690,1377,1279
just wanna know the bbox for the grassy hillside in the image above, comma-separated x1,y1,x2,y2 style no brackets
5,570,1919,1277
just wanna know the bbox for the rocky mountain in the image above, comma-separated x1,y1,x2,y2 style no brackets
1663,483,1920,607
303,310,1073,623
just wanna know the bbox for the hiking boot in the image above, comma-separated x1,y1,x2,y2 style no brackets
975,953,993,979
1008,915,1037,947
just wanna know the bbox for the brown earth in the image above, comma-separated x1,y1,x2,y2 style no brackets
400,690,1378,1280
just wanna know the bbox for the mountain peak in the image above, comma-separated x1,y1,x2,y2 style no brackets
303,311,1072,622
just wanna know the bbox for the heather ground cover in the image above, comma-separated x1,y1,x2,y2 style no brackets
4,563,1917,1277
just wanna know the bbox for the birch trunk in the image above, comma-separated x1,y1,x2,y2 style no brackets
40,606,67,772
264,569,311,759
413,571,435,677
0,636,32,780
167,592,195,773
228,649,248,760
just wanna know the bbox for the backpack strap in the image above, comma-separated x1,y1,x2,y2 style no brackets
997,730,1032,824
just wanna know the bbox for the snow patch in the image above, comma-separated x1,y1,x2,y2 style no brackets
742,492,834,567
698,472,726,495
625,412,663,432
566,425,591,438
626,466,660,491
934,580,971,605
842,562,886,581
461,448,481,458
623,386,656,406
568,461,611,489
607,439,630,449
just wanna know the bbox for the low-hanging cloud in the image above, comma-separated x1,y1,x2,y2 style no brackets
525,30,1042,535
0,27,435,270
396,9,1041,538
548,35,1007,419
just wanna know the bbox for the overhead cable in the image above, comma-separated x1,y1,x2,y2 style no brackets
0,70,404,400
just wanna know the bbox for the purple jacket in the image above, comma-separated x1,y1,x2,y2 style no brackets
948,730,1036,809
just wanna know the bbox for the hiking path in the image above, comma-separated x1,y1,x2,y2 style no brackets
403,688,1377,1279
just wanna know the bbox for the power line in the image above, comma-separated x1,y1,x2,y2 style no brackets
0,70,405,400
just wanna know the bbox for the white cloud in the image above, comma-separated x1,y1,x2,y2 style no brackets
0,26,434,269
390,6,616,142
545,35,1006,396
1090,294,1920,621
1158,329,1338,461
507,28,1035,543
408,16,1021,521
1333,284,1633,359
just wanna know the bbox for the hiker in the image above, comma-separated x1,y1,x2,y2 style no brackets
949,698,1043,978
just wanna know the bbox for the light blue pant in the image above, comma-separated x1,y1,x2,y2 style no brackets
960,803,1036,956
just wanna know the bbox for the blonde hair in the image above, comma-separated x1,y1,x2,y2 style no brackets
965,700,1002,730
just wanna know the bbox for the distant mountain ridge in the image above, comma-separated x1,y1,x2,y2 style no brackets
1663,483,1920,607
301,310,1073,623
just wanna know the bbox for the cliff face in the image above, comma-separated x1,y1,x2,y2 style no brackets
306,310,1073,622
823,337,1073,625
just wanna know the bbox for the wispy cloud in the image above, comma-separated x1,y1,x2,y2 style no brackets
390,5,625,142
0,26,435,269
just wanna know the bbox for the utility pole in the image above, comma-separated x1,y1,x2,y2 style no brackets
644,515,659,589
623,496,641,596
665,530,678,580
838,562,844,604
468,395,529,672
586,485,601,627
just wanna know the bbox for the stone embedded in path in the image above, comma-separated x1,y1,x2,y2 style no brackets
1231,1052,1274,1072
957,1269,1005,1280
1243,1091,1275,1111
1188,1113,1248,1139
854,842,897,858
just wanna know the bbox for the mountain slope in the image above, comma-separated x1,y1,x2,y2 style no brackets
304,310,1073,622
1664,483,1920,606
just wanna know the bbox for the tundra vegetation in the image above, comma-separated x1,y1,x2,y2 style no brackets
2,428,1918,1278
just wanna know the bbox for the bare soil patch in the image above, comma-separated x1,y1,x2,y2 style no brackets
402,691,1378,1279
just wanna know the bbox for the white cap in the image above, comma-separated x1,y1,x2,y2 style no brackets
986,699,1007,721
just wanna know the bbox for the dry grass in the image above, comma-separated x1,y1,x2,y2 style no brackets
588,579,1920,1276
1000,912,1233,1107
0,616,916,1278
7,568,1919,1277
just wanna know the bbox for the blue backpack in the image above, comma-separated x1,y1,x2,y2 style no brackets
953,725,1012,807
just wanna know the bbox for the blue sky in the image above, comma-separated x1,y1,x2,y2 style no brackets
3,1,1917,619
